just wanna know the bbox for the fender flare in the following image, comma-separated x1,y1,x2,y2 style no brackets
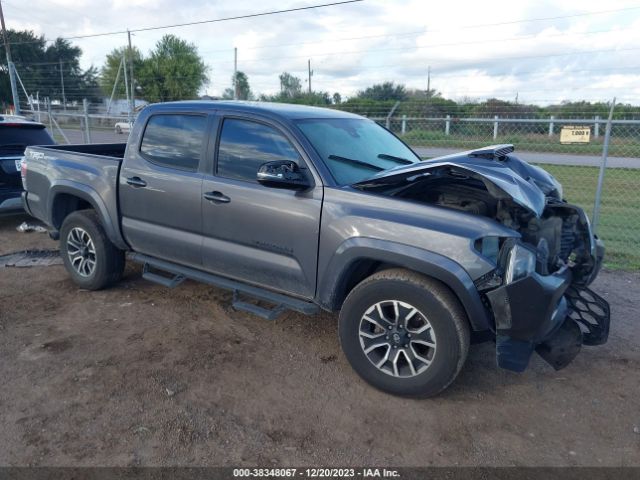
48,182,128,250
316,237,491,332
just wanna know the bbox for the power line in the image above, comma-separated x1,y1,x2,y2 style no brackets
201,27,640,65
12,60,80,66
453,5,640,29
302,46,640,72
207,4,640,55
199,23,639,55
20,62,640,84
18,54,640,83
6,0,363,45
5,3,638,49
11,25,635,66
202,45,640,70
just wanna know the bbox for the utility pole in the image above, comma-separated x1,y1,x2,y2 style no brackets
127,30,135,116
426,65,431,98
233,47,238,100
592,97,616,233
308,59,313,94
59,59,66,111
0,0,20,114
122,51,131,126
106,56,124,114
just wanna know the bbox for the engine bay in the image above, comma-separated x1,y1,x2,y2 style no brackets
382,171,596,283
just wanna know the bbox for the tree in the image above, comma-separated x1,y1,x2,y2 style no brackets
137,34,208,102
406,88,442,100
100,46,144,98
222,71,253,100
332,92,342,104
0,30,44,108
356,81,408,101
44,38,97,103
278,72,302,99
74,65,101,103
0,30,99,108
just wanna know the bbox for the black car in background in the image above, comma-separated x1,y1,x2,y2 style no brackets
0,116,54,214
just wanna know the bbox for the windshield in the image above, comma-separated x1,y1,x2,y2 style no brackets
295,118,420,185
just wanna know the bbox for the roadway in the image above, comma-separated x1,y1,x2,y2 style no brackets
58,128,126,144
414,147,639,169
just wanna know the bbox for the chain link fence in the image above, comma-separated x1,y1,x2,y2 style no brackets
27,102,129,145
24,99,640,270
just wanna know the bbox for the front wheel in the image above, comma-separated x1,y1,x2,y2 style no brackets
60,210,125,290
339,269,470,398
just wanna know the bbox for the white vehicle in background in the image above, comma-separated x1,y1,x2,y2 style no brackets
114,120,133,135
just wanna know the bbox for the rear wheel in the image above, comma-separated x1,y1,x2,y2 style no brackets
60,210,125,290
115,125,122,134
339,268,470,398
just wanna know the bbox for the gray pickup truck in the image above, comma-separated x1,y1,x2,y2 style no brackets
22,101,610,397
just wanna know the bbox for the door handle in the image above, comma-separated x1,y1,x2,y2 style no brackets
126,176,147,188
203,191,231,203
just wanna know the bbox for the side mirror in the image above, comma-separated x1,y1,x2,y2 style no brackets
257,160,311,190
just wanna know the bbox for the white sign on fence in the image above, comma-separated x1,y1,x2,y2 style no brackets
560,126,591,144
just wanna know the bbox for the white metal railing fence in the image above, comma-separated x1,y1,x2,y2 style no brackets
370,115,640,140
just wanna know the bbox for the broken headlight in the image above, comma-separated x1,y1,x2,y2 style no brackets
505,243,536,284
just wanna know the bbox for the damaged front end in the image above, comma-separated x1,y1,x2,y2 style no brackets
481,231,609,372
353,144,610,372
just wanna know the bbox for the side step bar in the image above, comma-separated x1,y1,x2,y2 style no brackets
131,253,319,320
142,263,185,288
232,291,288,320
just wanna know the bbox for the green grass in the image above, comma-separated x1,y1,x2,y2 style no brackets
417,157,639,269
532,164,639,270
402,130,640,158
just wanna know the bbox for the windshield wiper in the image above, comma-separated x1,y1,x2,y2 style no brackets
377,153,414,165
327,154,383,171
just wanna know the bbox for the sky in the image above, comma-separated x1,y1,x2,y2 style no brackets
4,0,640,104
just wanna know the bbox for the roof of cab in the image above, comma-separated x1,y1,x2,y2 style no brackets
147,100,363,120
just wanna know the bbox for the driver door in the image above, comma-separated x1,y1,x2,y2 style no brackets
200,116,323,298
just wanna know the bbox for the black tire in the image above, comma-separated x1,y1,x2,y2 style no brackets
59,210,125,290
339,268,470,398
115,125,122,134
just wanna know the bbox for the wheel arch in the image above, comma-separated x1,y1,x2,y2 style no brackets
316,238,491,332
49,183,127,250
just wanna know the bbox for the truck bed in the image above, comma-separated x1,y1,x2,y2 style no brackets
34,143,127,159
23,143,128,249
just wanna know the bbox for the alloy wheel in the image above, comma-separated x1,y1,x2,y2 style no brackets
358,300,437,378
66,227,97,277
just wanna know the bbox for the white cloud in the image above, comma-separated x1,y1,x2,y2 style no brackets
5,0,640,104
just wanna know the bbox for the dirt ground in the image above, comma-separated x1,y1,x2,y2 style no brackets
0,213,639,467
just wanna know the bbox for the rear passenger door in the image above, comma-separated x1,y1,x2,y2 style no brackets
201,116,323,298
119,113,209,268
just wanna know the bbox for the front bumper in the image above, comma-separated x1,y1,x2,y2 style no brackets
485,238,610,372
486,268,571,343
486,268,572,371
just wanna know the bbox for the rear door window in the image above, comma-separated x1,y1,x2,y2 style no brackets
140,114,206,171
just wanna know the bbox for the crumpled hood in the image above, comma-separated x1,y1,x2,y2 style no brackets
353,145,562,217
